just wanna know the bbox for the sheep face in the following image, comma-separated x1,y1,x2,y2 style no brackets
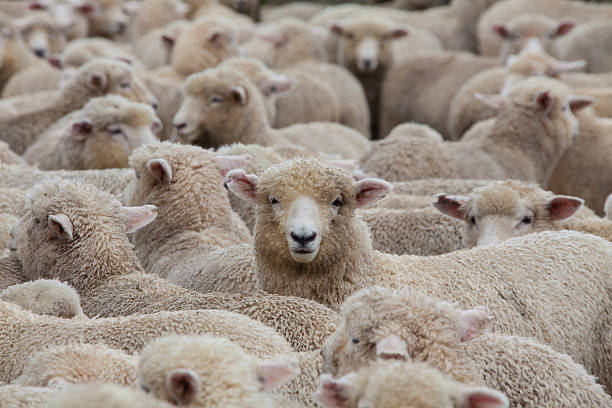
330,18,408,75
228,159,391,266
433,181,584,247
15,12,68,58
492,14,576,62
321,287,493,378
85,0,131,38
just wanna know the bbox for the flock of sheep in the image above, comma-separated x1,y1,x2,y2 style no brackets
0,0,610,406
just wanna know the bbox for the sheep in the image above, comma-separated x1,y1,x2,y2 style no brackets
548,107,612,216
553,21,612,74
262,2,325,22
321,287,612,407
226,158,612,389
0,21,45,92
173,66,370,159
138,335,297,407
328,16,441,137
362,79,593,185
433,179,612,247
122,142,255,293
0,299,292,383
219,0,260,21
0,385,57,408
0,279,85,319
13,343,136,387
316,360,509,408
391,179,494,196
24,95,160,171
58,37,143,70
0,213,18,251
606,193,612,220
0,58,157,154
379,51,499,138
243,18,371,136
132,20,188,70
47,384,172,408
128,0,189,40
83,0,131,39
478,0,612,57
12,10,67,59
10,177,340,352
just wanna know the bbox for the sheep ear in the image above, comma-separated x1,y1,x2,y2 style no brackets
376,334,408,361
552,19,576,38
74,1,97,14
546,59,585,77
456,307,494,342
121,205,158,233
256,359,298,391
315,374,355,408
330,23,343,35
257,30,287,47
71,119,93,140
226,169,259,203
207,30,225,44
161,32,176,46
230,86,248,106
28,1,46,10
48,214,73,241
569,96,593,113
457,386,509,408
547,195,583,221
259,76,295,97
433,194,467,220
474,93,505,110
147,158,173,184
492,23,512,39
390,27,409,39
534,89,554,115
151,119,162,134
86,71,108,91
166,369,200,406
48,54,63,69
216,154,251,177
355,178,392,208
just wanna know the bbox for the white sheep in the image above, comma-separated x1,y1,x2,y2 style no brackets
0,279,85,319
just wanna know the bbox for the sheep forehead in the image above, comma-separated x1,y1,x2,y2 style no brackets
507,77,570,106
258,159,354,202
507,14,557,35
341,17,396,37
185,68,248,96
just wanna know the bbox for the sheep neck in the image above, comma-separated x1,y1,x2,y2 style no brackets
481,107,563,185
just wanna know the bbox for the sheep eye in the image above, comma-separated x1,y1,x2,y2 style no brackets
351,337,360,344
210,96,223,105
331,197,342,207
469,216,476,225
140,384,151,393
521,216,532,225
108,127,124,136
347,33,354,40
120,82,130,89
269,197,279,205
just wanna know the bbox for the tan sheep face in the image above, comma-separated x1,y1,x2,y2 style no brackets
331,20,407,75
105,67,158,109
433,182,584,247
227,159,391,265
86,0,131,37
321,287,493,378
17,15,67,58
492,15,576,61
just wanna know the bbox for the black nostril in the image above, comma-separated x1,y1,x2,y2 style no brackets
175,123,186,130
291,231,317,244
34,48,46,58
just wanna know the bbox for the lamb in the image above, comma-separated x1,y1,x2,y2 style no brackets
0,299,292,383
138,335,297,407
173,66,370,159
48,384,171,408
433,180,612,247
0,21,48,92
13,10,67,59
379,51,498,138
132,20,188,70
0,279,85,319
321,287,612,407
0,58,157,154
10,177,340,352
13,343,136,387
122,142,255,293
362,79,592,185
548,107,612,215
316,360,509,408
226,158,612,389
329,16,441,137
84,0,131,39
24,95,160,170
128,0,189,40
243,18,371,136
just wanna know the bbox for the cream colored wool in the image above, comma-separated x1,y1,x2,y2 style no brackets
0,90,58,121
316,360,509,408
379,51,499,138
371,193,432,210
10,177,339,352
322,287,612,407
0,299,291,383
48,383,172,408
0,385,57,408
391,179,493,196
0,254,24,291
434,180,612,247
59,38,143,70
1,64,61,98
24,95,160,171
548,108,612,216
143,73,185,141
129,0,189,40
0,58,157,154
0,142,25,165
13,343,136,387
174,67,369,159
360,207,465,255
364,79,589,185
0,164,134,196
262,2,324,21
0,22,44,92
122,142,254,293
242,18,371,136
139,335,297,407
85,0,131,39
0,279,85,319
229,158,612,390
10,10,66,58
478,0,612,57
553,21,612,74
0,213,17,250
133,20,189,70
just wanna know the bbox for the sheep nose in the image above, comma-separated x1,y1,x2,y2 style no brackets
151,101,159,110
117,22,126,33
291,231,317,245
174,122,186,130
33,48,46,58
362,59,372,69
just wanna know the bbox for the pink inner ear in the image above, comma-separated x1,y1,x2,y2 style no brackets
256,361,297,391
492,23,509,39
355,178,392,208
464,389,508,408
457,307,494,342
315,377,351,408
433,194,466,220
548,196,583,221
226,169,258,202
161,33,175,45
535,90,553,114
555,20,576,37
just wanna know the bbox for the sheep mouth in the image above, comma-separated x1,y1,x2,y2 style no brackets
293,249,313,254
289,246,319,263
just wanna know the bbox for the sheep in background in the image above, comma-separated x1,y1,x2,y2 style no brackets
48,383,171,408
24,95,160,170
127,0,189,40
0,279,85,319
321,287,612,407
0,213,18,251
433,180,612,247
316,360,508,408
